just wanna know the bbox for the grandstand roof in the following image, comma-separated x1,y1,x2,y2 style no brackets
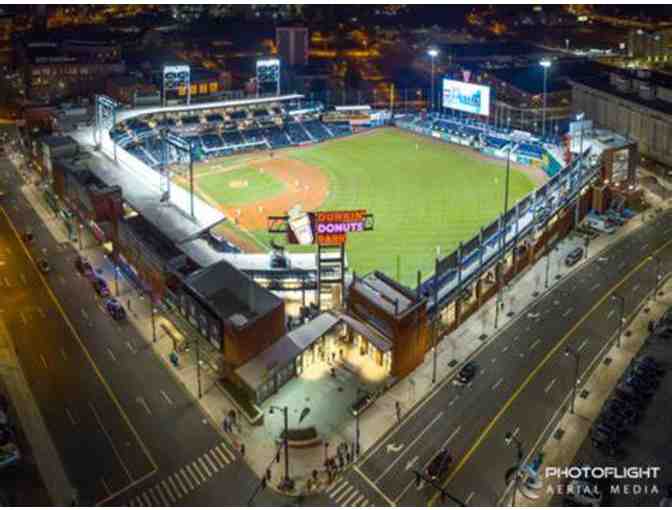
352,271,423,318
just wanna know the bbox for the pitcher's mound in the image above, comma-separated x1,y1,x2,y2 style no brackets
229,179,249,189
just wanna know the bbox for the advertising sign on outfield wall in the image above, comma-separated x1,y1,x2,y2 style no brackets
287,206,369,246
442,79,491,116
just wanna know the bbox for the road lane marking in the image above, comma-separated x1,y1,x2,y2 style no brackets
81,308,88,320
430,249,668,506
171,473,187,497
125,341,136,354
336,485,355,504
343,490,360,506
198,457,212,478
19,273,26,285
448,396,459,407
185,464,200,486
160,390,173,406
529,339,541,351
191,461,207,482
465,491,476,505
352,494,366,506
141,493,152,506
563,307,573,317
491,357,496,364
19,311,26,325
374,411,444,482
89,402,132,482
442,425,462,447
353,465,396,507
502,345,509,353
512,427,520,438
215,444,233,463
329,480,348,498
210,448,225,468
544,378,557,393
161,480,176,504
136,396,151,416
577,339,588,352
107,348,117,362
39,354,48,369
607,309,615,319
492,378,504,390
633,283,640,292
35,306,45,319
204,452,219,473
101,478,111,496
148,487,163,506
179,468,194,490
65,407,77,425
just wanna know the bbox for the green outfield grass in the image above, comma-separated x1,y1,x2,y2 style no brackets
278,129,536,286
197,165,286,205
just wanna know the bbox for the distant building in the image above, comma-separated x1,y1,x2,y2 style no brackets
627,28,672,63
17,37,125,101
276,26,309,68
570,69,672,167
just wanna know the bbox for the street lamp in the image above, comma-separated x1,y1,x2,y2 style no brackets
269,405,310,491
611,293,625,348
504,431,524,507
353,388,368,459
650,255,662,302
540,59,552,138
428,48,439,112
564,346,581,414
495,144,513,330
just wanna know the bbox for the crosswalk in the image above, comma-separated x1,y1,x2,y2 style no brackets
327,479,376,507
128,442,235,506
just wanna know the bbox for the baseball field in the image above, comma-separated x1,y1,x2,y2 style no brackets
185,128,542,286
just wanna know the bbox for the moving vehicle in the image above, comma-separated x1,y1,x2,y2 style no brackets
426,449,452,481
74,256,94,278
104,298,126,320
37,258,50,273
564,247,584,267
453,361,478,386
92,277,110,298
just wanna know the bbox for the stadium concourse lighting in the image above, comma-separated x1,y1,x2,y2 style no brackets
540,59,552,138
428,48,439,111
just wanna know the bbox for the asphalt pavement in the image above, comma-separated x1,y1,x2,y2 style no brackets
334,209,672,507
0,153,293,507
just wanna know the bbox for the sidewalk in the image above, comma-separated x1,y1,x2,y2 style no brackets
16,161,666,495
514,273,672,506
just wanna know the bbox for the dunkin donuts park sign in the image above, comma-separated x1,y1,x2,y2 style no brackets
286,207,370,246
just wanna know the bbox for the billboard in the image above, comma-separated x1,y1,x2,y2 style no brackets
287,206,368,246
442,79,491,116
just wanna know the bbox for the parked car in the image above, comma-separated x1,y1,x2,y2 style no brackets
92,277,110,298
585,215,616,234
453,361,478,386
565,247,584,267
74,256,94,278
426,448,452,481
104,298,126,320
616,382,653,402
37,258,50,273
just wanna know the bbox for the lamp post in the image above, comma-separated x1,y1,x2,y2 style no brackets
504,431,524,507
650,255,662,302
354,388,368,459
495,144,513,330
540,59,552,138
269,405,310,491
428,48,439,112
611,293,625,348
564,346,581,414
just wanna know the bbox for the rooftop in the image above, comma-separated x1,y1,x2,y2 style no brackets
185,259,283,326
352,271,421,318
570,72,672,117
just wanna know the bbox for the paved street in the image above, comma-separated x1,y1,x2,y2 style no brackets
332,209,672,507
0,152,291,507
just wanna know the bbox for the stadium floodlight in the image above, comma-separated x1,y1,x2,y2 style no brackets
540,59,552,138
428,48,439,111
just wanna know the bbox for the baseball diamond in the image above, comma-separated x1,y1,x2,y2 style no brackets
187,127,541,286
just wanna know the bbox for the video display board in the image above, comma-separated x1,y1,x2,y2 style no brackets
287,206,368,246
442,79,491,116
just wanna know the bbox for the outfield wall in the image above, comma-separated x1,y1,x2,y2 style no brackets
395,120,599,320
